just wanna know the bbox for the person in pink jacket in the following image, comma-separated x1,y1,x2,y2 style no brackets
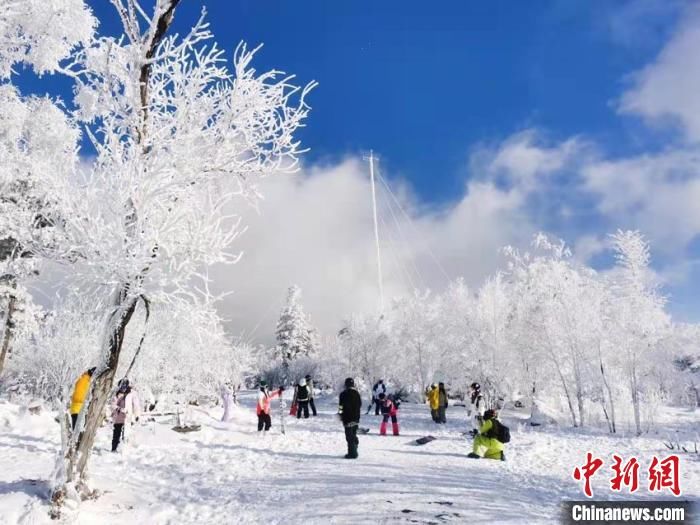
378,393,400,436
256,380,283,432
111,384,130,452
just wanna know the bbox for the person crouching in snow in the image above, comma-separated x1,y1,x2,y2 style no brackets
257,380,283,432
467,409,505,461
378,393,400,436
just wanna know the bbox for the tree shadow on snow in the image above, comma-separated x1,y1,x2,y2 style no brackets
0,478,51,500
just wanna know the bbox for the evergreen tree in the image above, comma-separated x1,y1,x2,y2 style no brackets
275,285,318,367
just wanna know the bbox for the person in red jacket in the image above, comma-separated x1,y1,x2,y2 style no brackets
257,381,283,432
378,393,400,436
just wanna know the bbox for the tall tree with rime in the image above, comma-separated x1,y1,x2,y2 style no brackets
0,0,314,507
275,285,318,377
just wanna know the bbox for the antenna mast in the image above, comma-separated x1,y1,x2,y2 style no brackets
365,150,384,313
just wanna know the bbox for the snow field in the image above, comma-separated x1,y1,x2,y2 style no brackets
0,394,697,524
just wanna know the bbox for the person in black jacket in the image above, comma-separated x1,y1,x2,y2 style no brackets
295,378,311,419
438,382,449,424
338,377,362,459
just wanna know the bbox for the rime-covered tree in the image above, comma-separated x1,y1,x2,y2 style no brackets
275,285,318,370
0,1,93,376
0,0,314,504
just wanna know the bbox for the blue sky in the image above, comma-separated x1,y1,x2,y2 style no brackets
18,0,681,197
15,0,700,329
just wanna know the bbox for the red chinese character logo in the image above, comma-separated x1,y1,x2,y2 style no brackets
573,452,604,497
610,454,639,492
648,455,681,496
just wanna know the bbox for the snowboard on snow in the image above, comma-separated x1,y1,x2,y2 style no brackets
172,424,201,433
410,435,436,446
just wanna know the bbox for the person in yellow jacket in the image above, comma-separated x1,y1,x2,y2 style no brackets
70,367,96,429
468,409,505,460
426,384,439,422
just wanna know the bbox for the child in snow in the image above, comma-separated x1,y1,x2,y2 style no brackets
256,381,283,432
426,383,439,422
467,382,484,434
438,382,448,424
467,409,505,461
378,393,400,436
295,378,311,419
338,377,362,459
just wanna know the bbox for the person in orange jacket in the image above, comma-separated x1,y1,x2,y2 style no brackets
70,367,96,429
256,380,283,433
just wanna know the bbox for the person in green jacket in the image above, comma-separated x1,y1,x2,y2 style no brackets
467,409,505,460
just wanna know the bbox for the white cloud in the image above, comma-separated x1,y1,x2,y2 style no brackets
582,149,700,255
211,154,540,342
619,4,700,141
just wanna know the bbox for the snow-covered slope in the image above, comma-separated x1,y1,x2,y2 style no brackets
0,394,697,524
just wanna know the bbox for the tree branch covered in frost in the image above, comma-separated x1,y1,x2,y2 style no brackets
0,0,96,78
34,9,316,306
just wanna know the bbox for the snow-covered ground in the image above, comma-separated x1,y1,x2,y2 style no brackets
0,393,698,524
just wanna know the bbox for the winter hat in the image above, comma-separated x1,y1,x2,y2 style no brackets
117,378,130,392
344,377,355,388
378,393,386,400
260,380,268,387
299,378,307,387
470,382,480,391
305,374,311,380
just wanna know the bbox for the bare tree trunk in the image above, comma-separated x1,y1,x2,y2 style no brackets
57,287,139,498
552,358,577,427
631,366,642,436
599,354,616,433
0,286,17,377
573,359,585,428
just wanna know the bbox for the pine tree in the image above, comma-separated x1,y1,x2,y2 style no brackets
275,285,318,367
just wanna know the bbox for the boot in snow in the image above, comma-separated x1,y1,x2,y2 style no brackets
392,422,400,436
467,452,480,459
380,421,387,435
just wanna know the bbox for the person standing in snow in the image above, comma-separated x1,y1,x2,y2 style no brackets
378,393,400,436
338,377,362,459
370,379,386,416
295,378,311,419
111,382,131,452
257,380,283,433
468,382,485,434
69,367,96,429
221,382,234,422
467,409,506,461
437,382,449,424
305,374,318,416
426,383,439,422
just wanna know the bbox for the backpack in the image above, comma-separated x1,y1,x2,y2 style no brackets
487,419,511,444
